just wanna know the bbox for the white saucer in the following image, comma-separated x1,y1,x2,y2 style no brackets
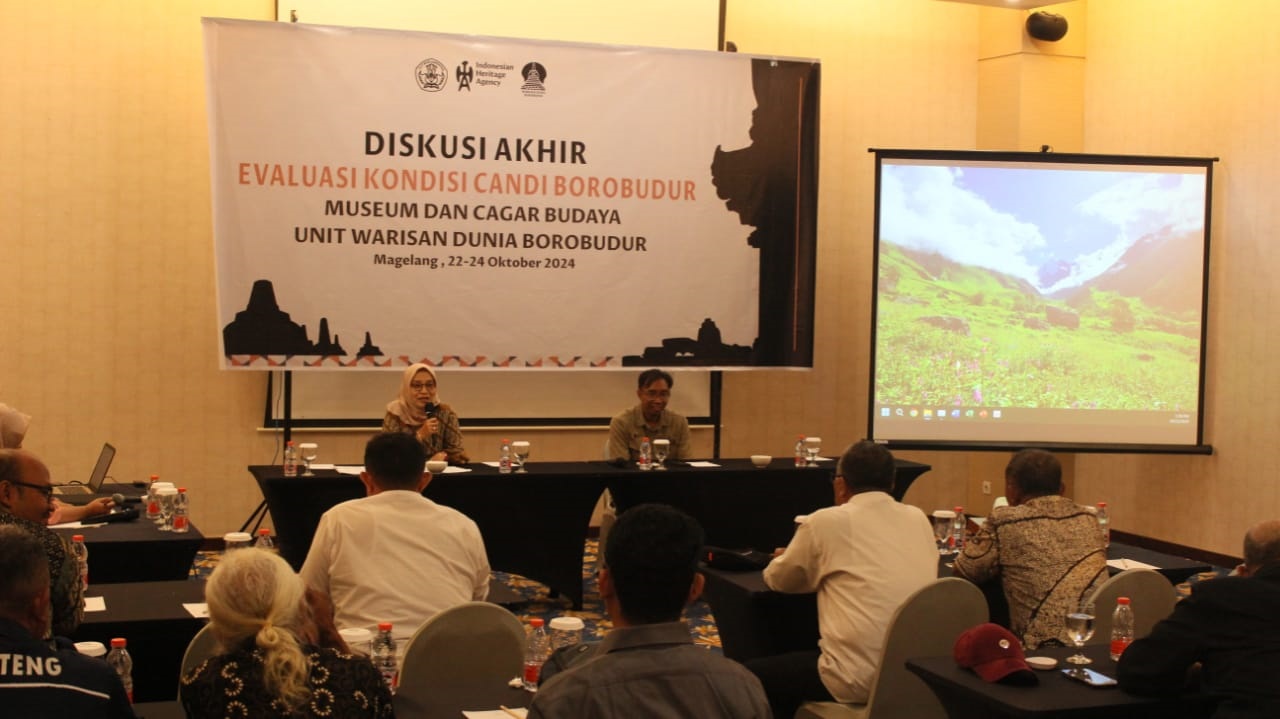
1025,656,1058,670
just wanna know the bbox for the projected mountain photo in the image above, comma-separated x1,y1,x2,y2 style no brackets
874,160,1207,426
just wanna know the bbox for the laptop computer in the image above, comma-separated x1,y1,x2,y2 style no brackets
52,442,115,503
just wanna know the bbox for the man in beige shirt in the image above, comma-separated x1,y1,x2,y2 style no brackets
954,448,1108,649
607,369,691,463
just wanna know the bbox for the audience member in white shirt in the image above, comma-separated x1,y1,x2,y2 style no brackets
300,432,490,642
747,440,937,718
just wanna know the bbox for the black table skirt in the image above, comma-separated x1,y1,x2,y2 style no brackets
703,541,1206,665
906,644,1218,718
73,580,208,703
251,459,932,609
52,516,203,584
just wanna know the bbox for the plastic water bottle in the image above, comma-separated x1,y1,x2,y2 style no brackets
71,534,89,591
523,617,549,690
172,488,190,533
372,622,398,691
283,441,299,477
499,439,513,474
1109,596,1134,661
794,435,806,467
1096,501,1110,547
144,474,162,522
106,637,133,703
951,506,966,553
254,528,275,551
638,437,652,470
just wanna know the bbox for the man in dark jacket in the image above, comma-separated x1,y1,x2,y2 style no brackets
1118,519,1280,719
0,525,135,718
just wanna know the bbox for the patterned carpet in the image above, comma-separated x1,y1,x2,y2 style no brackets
191,538,723,650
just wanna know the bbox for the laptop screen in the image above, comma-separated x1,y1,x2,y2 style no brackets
86,443,116,491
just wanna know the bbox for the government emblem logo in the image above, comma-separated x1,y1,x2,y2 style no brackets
414,58,448,92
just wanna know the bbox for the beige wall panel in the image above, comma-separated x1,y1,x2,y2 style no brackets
1079,1,1280,556
2,0,280,535
1017,53,1084,152
977,54,1024,149
723,0,981,517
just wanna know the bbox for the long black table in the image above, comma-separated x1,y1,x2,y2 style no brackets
702,541,1209,664
906,644,1218,718
250,459,932,609
73,580,208,703
52,515,203,584
69,575,524,703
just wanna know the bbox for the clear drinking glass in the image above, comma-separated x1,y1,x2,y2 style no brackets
652,439,670,470
931,510,955,555
1065,599,1096,665
299,443,318,476
157,488,178,532
803,436,822,467
511,441,530,473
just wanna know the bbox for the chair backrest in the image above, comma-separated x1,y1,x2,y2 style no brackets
862,577,989,719
1087,568,1176,645
393,601,526,719
180,624,219,677
177,623,219,699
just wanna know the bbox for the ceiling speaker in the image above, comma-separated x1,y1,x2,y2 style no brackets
1026,11,1068,42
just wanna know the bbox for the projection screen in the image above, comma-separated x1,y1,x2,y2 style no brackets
868,149,1214,453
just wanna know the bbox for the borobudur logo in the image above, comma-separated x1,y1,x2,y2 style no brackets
415,59,448,92
520,61,547,97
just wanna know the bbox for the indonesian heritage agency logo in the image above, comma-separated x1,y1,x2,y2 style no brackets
414,58,448,92
456,60,474,91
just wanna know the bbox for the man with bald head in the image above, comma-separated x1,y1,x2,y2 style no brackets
1118,519,1280,718
0,450,83,637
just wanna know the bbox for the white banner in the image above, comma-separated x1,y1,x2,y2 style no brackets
204,19,817,369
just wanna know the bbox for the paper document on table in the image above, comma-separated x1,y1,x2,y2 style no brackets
463,709,527,719
481,461,502,468
84,596,106,612
309,463,336,470
442,466,472,473
335,465,364,475
184,602,210,618
1107,558,1158,571
49,521,106,530
685,461,720,468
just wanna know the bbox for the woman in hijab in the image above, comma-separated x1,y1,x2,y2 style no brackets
0,403,113,523
381,363,469,464
0,403,31,449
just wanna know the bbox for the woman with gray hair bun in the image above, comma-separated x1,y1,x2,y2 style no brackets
180,548,392,718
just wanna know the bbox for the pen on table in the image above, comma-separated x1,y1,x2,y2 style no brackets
499,706,523,719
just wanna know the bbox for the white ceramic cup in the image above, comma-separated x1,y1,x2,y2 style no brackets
425,459,448,475
549,616,585,650
750,454,772,468
223,531,253,551
75,641,107,658
339,627,373,655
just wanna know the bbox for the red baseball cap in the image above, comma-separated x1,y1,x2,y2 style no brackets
954,623,1037,685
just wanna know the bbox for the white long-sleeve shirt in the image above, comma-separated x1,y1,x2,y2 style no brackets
301,490,490,641
764,491,937,703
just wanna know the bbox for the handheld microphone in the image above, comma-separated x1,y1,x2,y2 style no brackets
424,402,438,419
85,505,140,524
112,492,143,505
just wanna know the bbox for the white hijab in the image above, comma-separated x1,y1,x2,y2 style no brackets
0,403,30,448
